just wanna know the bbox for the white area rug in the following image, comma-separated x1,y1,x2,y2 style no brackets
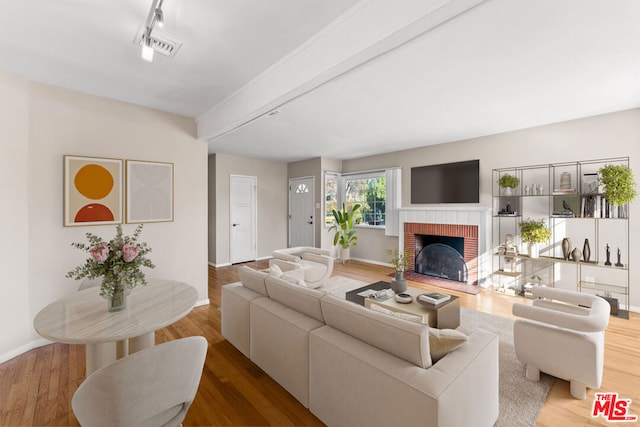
323,276,554,427
459,308,554,427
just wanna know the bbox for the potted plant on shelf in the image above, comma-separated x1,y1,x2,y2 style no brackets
519,218,552,258
387,248,409,293
329,203,361,263
598,164,637,218
498,173,520,196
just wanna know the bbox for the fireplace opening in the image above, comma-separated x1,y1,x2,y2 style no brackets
414,234,468,283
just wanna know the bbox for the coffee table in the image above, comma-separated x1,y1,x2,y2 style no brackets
363,285,460,329
345,281,391,306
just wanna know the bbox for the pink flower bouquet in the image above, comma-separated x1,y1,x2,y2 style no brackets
66,224,155,298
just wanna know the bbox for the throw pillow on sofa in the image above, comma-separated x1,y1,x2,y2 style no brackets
270,263,307,287
428,328,468,362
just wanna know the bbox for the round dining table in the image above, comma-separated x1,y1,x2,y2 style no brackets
34,279,198,374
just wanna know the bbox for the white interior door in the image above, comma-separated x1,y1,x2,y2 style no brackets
230,175,257,264
289,177,315,247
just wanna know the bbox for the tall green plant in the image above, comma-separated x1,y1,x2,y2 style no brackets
329,203,361,248
599,164,637,206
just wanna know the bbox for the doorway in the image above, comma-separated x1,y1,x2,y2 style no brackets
230,175,257,263
289,176,315,247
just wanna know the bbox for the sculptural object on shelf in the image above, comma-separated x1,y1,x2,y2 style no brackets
615,248,624,267
604,244,612,266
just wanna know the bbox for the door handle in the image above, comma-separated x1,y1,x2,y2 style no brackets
232,223,239,227
307,221,313,224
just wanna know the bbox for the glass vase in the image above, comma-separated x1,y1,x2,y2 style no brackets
107,283,129,312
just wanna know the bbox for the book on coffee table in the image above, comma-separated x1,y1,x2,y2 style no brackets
418,292,451,305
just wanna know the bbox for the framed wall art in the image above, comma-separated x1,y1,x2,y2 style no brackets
64,155,123,226
126,160,174,223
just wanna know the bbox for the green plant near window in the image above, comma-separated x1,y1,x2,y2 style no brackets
498,173,520,188
519,218,552,244
329,203,361,248
386,248,408,272
598,164,637,206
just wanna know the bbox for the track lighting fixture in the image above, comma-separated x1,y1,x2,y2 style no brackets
155,7,164,28
139,0,165,62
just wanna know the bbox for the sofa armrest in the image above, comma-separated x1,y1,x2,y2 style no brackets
309,326,499,427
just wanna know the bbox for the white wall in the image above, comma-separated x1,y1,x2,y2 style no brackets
0,72,209,363
341,108,640,308
0,71,32,360
212,153,288,265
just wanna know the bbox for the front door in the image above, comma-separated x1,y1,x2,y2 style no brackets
230,175,257,264
289,177,315,247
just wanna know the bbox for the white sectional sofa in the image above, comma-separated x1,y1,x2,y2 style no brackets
221,266,499,427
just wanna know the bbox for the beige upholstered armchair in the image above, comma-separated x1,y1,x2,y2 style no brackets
269,247,334,288
512,286,610,399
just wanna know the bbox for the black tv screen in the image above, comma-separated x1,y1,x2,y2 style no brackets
411,160,479,204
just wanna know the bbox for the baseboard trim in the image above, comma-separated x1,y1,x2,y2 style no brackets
195,298,210,308
0,337,52,364
209,262,231,268
350,257,393,268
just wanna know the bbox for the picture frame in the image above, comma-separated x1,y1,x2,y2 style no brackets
126,160,174,223
582,173,599,195
64,155,123,226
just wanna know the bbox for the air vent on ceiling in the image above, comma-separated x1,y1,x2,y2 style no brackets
134,26,182,58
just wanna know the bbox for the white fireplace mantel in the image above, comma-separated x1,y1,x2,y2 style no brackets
398,207,492,288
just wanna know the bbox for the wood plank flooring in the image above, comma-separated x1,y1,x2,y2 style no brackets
1,260,638,426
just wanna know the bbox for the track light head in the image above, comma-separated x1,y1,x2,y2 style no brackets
155,7,164,28
141,32,154,62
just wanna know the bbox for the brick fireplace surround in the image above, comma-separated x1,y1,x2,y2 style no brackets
404,223,479,285
398,207,492,288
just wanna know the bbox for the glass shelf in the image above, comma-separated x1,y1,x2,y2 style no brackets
579,281,628,295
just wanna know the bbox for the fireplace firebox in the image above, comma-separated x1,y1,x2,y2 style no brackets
403,222,479,287
415,235,468,283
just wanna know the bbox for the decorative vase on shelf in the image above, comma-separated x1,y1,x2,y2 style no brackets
562,238,571,261
106,282,129,312
502,187,513,197
528,242,539,259
571,248,582,263
583,239,591,263
391,271,407,293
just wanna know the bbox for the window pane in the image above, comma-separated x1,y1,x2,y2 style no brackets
324,174,338,226
345,175,386,227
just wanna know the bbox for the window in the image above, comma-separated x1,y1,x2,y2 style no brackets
344,173,386,227
324,168,400,234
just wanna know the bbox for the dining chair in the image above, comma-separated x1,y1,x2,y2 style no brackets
72,336,208,427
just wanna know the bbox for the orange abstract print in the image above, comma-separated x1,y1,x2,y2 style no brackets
74,164,114,199
64,156,122,226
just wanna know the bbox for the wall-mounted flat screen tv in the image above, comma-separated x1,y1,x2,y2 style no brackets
411,159,479,204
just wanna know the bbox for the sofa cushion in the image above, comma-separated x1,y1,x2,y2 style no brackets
320,295,432,368
238,266,268,296
369,302,423,323
428,328,468,362
265,275,325,322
